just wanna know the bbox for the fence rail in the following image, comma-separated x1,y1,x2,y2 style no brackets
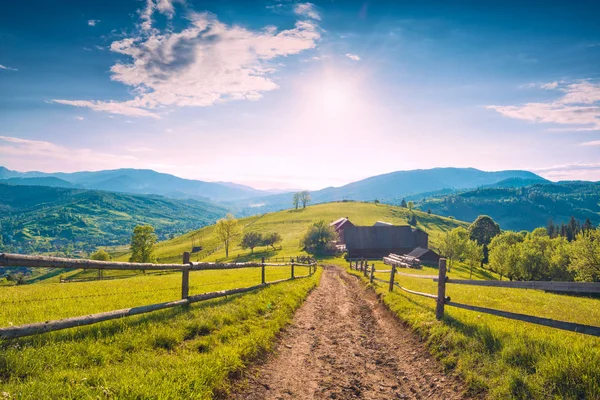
357,258,600,338
0,252,317,340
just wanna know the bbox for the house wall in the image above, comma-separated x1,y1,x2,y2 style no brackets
344,226,429,258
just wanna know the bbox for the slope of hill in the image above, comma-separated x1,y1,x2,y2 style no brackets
126,201,468,264
0,183,228,253
0,177,78,188
230,167,548,213
418,181,600,230
0,166,269,201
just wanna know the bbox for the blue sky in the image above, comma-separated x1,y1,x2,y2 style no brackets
1,0,599,189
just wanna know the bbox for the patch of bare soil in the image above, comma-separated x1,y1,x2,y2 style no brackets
230,266,467,399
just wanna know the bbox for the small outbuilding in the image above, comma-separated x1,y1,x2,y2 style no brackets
330,217,355,245
405,247,440,264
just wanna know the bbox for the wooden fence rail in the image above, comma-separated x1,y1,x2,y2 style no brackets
0,252,317,340
361,257,600,338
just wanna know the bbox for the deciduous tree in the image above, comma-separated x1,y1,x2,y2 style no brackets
303,220,337,253
215,214,239,258
241,231,262,254
263,232,282,250
129,225,157,263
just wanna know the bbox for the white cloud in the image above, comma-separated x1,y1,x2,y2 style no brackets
345,53,361,61
487,80,600,131
580,140,600,146
294,3,320,20
54,10,320,117
88,19,100,26
140,0,185,31
75,116,85,121
0,64,18,71
533,162,600,181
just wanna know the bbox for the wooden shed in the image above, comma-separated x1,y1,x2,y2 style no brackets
405,247,440,264
329,217,355,245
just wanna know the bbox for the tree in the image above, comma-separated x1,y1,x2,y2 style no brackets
129,225,157,263
468,215,501,246
374,199,380,204
215,214,239,258
299,191,311,208
241,232,262,254
489,231,523,280
409,214,417,226
292,192,300,210
427,209,432,215
438,227,469,272
91,249,111,261
464,239,484,279
263,232,282,250
303,220,337,253
570,230,600,282
400,198,407,208
407,201,414,211
583,218,594,232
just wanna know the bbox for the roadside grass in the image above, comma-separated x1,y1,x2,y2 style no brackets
0,265,310,327
346,262,600,399
122,202,466,264
0,268,320,399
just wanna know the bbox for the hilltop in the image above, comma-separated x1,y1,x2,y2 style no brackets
130,201,468,263
418,181,600,231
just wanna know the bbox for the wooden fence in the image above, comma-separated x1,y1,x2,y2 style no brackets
0,252,317,340
351,258,600,337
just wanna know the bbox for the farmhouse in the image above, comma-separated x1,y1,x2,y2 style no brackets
340,219,432,259
329,217,355,245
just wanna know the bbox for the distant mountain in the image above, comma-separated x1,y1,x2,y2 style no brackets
0,183,228,253
0,167,269,201
0,177,77,188
418,181,600,231
230,167,548,212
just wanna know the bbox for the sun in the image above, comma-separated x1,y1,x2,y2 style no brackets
314,80,352,114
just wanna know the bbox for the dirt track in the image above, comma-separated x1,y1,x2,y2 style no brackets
232,266,466,399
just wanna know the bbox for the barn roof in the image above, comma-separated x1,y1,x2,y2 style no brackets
406,247,432,258
330,217,348,227
373,221,393,226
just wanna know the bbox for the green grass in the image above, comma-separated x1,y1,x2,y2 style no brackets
123,201,466,264
345,261,600,399
0,267,320,399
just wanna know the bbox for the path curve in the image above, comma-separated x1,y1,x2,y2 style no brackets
231,266,467,399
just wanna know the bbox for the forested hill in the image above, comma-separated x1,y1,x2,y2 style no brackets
418,181,600,231
0,183,227,254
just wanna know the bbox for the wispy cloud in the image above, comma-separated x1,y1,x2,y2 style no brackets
0,64,18,71
75,116,84,121
0,135,138,169
54,7,320,117
345,53,361,61
87,19,100,26
294,3,320,20
533,162,600,181
579,140,600,146
487,80,600,131
140,0,184,31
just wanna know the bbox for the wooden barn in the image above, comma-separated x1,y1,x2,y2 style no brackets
344,225,429,259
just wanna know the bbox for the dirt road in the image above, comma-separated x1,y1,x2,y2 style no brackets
232,266,466,399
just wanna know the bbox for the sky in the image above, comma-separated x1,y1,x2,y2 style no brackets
1,0,599,190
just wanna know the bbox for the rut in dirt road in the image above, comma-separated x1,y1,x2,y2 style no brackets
232,266,467,400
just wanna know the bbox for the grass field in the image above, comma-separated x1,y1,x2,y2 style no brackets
122,201,467,264
0,266,320,399
346,260,600,399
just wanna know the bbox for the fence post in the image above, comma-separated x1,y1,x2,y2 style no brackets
370,264,375,283
261,256,266,285
291,261,295,279
436,258,447,320
182,252,190,299
389,264,396,292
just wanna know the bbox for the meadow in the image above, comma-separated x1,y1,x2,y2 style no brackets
346,260,600,399
0,266,319,399
127,201,467,264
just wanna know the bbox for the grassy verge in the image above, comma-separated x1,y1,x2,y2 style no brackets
0,267,321,399
345,262,600,399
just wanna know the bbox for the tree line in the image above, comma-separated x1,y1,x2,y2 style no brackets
439,215,600,282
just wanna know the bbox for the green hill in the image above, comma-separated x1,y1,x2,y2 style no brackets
127,201,468,264
418,181,600,230
0,183,228,254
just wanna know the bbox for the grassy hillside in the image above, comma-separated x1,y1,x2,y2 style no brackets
347,261,600,399
418,181,600,230
123,201,467,264
0,183,228,255
0,268,319,399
